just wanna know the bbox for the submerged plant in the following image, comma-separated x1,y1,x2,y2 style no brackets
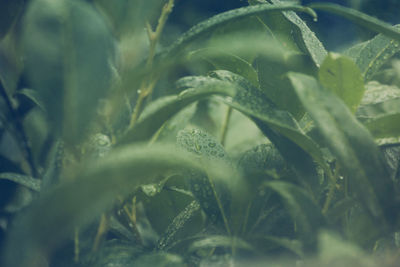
1,0,400,266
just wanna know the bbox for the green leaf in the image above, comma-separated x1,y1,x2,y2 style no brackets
318,53,365,113
210,70,328,197
287,72,398,229
118,81,236,145
362,114,400,140
177,128,233,233
22,0,115,146
309,3,400,42
270,0,327,67
157,200,202,251
0,172,41,192
357,82,400,140
159,3,317,62
0,0,24,39
264,181,325,250
344,25,400,81
3,143,239,267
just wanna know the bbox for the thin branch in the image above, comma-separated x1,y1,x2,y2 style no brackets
129,0,175,129
220,106,232,146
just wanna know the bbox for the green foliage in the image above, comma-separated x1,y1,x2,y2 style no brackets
2,0,400,266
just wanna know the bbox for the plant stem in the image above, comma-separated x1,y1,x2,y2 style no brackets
129,0,174,129
92,213,109,253
220,106,232,146
322,163,339,214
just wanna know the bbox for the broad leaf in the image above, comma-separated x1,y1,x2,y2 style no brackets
318,53,364,113
288,72,398,231
22,0,115,146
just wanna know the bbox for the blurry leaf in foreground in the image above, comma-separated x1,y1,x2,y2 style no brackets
22,0,115,145
316,231,377,267
3,144,239,267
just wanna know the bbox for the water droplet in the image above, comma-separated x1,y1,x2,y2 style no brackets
129,223,133,228
137,89,142,94
339,176,344,180
210,150,217,156
208,142,216,148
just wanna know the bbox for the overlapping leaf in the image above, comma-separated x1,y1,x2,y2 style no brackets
118,81,236,145
3,144,238,267
288,73,398,230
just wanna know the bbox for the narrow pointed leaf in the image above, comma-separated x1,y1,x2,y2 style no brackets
211,71,329,196
159,3,317,62
287,72,398,227
270,0,327,67
344,25,400,81
118,82,236,145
